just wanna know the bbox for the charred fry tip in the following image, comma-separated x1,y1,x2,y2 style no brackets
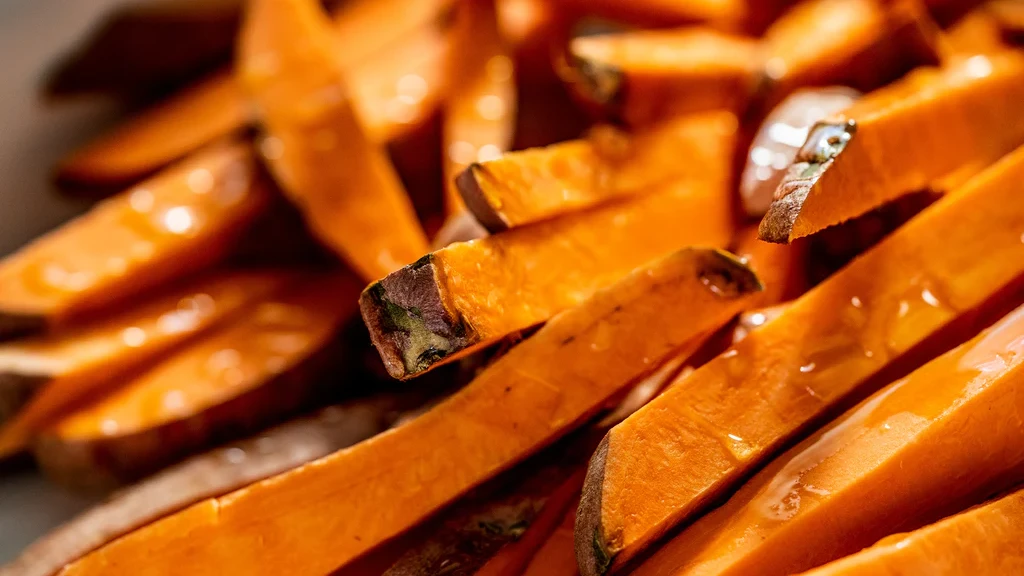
576,433,612,576
360,255,473,380
758,119,858,244
700,249,765,296
455,164,511,233
564,48,624,110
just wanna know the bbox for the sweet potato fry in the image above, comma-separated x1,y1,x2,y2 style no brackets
575,144,1024,576
362,169,734,379
239,0,429,281
730,225,806,307
0,271,293,458
523,505,579,576
0,393,420,576
61,248,761,576
940,3,1010,56
458,112,737,231
442,0,517,215
34,275,362,491
761,0,940,102
563,28,762,126
57,0,453,190
796,489,1024,576
633,303,1024,576
759,51,1024,243
547,0,791,32
0,140,268,341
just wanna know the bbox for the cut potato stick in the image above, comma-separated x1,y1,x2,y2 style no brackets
730,225,806,308
0,140,268,341
442,0,517,216
523,505,579,576
796,489,1024,576
34,275,362,491
575,143,1024,576
761,0,940,101
1,393,419,576
633,303,1024,576
563,28,762,126
61,248,761,576
759,51,1024,243
940,4,1010,56
57,0,452,190
548,0,790,32
0,271,294,458
362,168,735,379
240,0,429,281
458,112,737,231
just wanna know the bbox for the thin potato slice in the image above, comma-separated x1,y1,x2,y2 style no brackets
362,170,734,379
239,0,429,281
61,248,761,576
634,303,1024,576
442,0,517,215
0,140,268,340
796,489,1024,576
458,112,736,231
759,51,1024,243
576,144,1024,575
0,271,293,458
34,275,362,491
0,393,420,576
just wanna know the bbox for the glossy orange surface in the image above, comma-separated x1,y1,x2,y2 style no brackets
579,143,1024,574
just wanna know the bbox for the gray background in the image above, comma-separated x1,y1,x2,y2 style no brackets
0,0,138,562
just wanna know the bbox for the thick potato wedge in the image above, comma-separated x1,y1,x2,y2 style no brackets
796,489,1024,576
634,303,1024,576
442,0,517,215
239,0,429,281
0,271,293,458
57,0,453,190
563,29,761,126
34,275,362,491
759,51,1024,243
362,169,734,379
0,140,268,340
458,112,737,231
0,393,419,576
575,144,1024,575
61,248,761,576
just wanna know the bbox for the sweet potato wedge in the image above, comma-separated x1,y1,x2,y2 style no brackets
34,275,362,491
442,0,517,215
0,140,268,340
575,143,1024,575
1,393,420,576
563,28,762,126
730,225,806,307
239,0,429,281
547,0,791,33
362,167,735,379
57,0,453,190
761,0,940,102
796,489,1024,576
457,111,737,231
633,303,1024,576
61,248,761,576
523,505,579,576
759,51,1024,243
0,271,293,458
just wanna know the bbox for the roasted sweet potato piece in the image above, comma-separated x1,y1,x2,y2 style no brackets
458,112,737,231
940,3,1010,56
761,0,940,102
522,505,579,576
362,168,734,379
34,275,362,491
442,0,517,215
1,393,421,576
797,489,1024,576
633,303,1024,576
547,0,792,33
239,0,429,281
0,140,268,341
563,28,762,126
0,271,293,458
730,225,806,307
61,248,761,576
759,51,1024,243
57,0,453,190
575,144,1024,576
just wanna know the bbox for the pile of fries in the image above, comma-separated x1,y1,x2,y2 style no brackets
2,0,1024,574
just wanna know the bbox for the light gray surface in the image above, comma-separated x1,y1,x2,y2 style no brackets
0,0,135,564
